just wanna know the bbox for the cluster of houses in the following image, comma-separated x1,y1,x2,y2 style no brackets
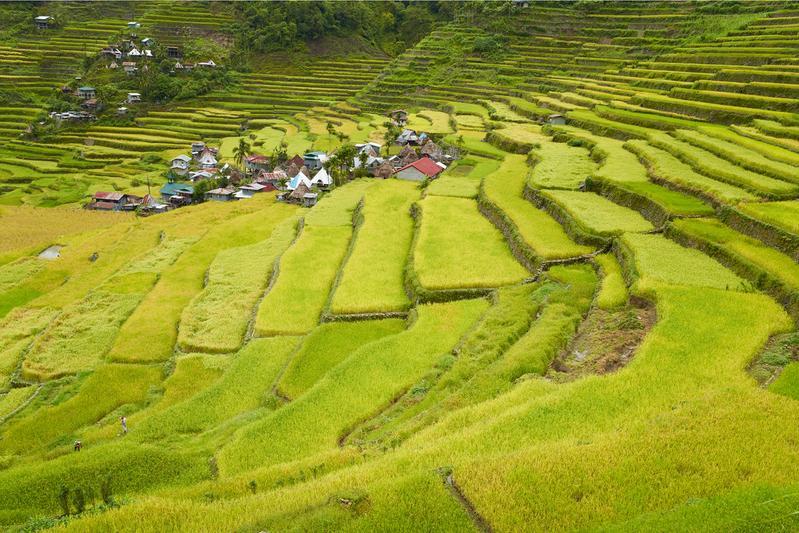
85,113,457,214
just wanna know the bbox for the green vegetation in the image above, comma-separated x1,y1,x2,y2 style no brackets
255,226,352,335
530,140,596,189
177,217,298,353
331,180,416,314
538,189,654,239
481,154,593,260
414,196,528,290
277,319,406,400
595,253,627,309
220,299,487,474
620,232,745,293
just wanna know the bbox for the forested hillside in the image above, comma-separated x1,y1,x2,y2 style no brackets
3,1,799,531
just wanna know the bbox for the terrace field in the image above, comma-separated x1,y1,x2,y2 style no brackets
3,1,799,531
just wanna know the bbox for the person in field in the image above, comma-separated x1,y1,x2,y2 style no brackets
74,440,82,452
121,416,127,435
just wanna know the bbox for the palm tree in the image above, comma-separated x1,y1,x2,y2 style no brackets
233,136,251,177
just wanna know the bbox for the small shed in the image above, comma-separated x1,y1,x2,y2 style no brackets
547,114,566,126
34,15,53,29
128,21,141,29
167,46,182,59
127,92,141,104
205,187,236,202
141,37,154,47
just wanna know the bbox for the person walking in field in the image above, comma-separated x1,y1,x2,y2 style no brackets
121,416,127,435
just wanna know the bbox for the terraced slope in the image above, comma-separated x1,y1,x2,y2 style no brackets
4,2,799,532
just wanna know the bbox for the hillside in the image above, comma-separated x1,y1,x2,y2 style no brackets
3,0,799,531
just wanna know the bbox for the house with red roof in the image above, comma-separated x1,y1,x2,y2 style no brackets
394,157,446,181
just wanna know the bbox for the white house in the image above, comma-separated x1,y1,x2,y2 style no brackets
310,168,332,189
197,59,216,68
127,92,141,104
128,47,142,58
170,154,191,175
198,148,217,169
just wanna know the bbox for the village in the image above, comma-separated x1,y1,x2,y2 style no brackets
84,113,455,214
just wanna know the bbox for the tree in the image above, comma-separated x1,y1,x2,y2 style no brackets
326,120,336,141
383,121,401,157
233,136,251,176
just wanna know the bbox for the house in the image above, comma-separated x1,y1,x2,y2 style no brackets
141,37,153,47
395,157,446,181
420,140,445,162
128,21,141,29
77,86,96,99
197,148,217,169
170,154,191,175
127,92,141,104
281,182,317,207
81,98,99,111
288,154,305,169
245,154,270,173
160,182,194,204
205,187,236,202
144,49,153,58
388,109,408,126
256,170,287,187
108,61,119,69
374,161,394,179
191,142,206,156
303,151,328,171
102,47,123,60
396,129,419,145
167,46,181,59
547,113,566,125
310,168,332,189
287,171,312,191
116,107,128,116
354,155,384,175
139,194,170,215
34,15,53,29
355,142,382,157
197,59,217,68
86,191,128,211
302,192,318,207
122,62,138,75
188,170,214,182
128,47,142,59
235,182,269,199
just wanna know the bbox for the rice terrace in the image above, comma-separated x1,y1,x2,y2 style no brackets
5,0,799,530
